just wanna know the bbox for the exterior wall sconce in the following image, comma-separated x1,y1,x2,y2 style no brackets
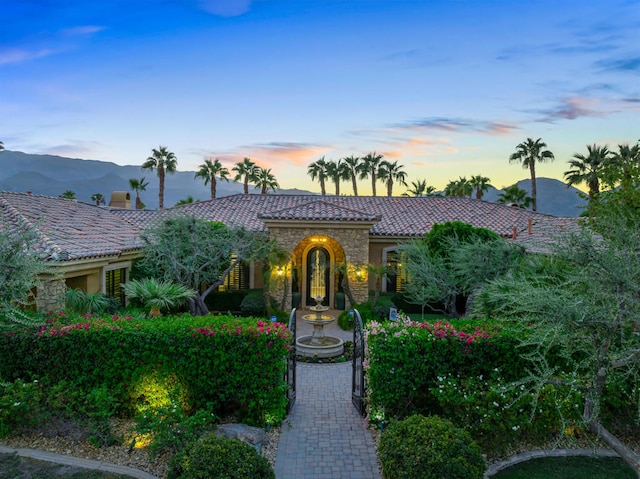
277,267,285,276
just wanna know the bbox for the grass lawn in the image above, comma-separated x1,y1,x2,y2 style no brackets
491,456,636,479
0,453,133,479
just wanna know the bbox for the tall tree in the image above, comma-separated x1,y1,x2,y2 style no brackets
90,193,105,206
360,152,384,196
129,177,149,210
342,155,361,196
497,184,533,209
195,157,230,199
564,144,610,203
469,175,492,200
141,145,178,209
307,156,329,196
255,167,279,194
509,137,554,212
378,160,407,197
403,179,428,197
326,159,349,196
444,177,472,197
59,190,76,200
232,157,258,195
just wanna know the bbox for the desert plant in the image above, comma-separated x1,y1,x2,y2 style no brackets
121,278,195,317
65,288,119,314
167,433,275,479
378,414,486,479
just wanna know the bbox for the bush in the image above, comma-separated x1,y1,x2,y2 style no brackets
240,289,267,316
167,433,275,479
205,289,250,312
378,414,485,479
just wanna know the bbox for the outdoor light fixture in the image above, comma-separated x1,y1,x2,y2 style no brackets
277,267,285,276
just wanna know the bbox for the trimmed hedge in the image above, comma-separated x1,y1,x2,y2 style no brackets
0,312,292,426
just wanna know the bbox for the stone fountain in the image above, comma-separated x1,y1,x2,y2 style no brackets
296,296,345,359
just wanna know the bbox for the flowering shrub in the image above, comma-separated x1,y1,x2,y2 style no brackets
365,314,585,457
0,312,292,427
0,378,43,437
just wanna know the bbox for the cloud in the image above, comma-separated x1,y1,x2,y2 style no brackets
390,117,518,135
233,142,330,169
42,140,105,159
197,0,252,17
534,96,607,122
0,47,53,65
596,56,640,73
61,25,105,36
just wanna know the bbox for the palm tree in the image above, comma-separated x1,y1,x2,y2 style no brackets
195,157,230,199
342,155,361,196
404,179,427,197
509,137,554,212
360,152,384,196
606,142,640,190
90,193,105,206
564,144,610,202
444,177,472,197
469,175,492,200
255,167,279,194
497,184,533,209
232,157,258,195
141,146,178,209
307,156,330,196
378,160,407,197
59,190,76,200
129,177,149,210
175,196,197,206
326,159,349,196
0,140,4,151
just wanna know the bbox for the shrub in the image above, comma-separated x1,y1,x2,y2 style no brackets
121,278,196,317
378,414,485,479
0,378,44,437
167,433,275,479
205,289,250,312
240,289,267,316
65,289,120,315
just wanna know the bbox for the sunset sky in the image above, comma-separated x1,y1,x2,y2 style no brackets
1,0,638,195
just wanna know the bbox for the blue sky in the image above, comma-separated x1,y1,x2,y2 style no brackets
1,0,638,195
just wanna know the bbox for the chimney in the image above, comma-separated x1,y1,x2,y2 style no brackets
27,191,32,195
512,226,517,240
108,191,131,209
528,218,532,235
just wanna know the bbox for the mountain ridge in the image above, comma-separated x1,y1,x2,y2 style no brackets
0,150,586,216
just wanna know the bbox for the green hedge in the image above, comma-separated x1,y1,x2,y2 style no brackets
0,312,291,427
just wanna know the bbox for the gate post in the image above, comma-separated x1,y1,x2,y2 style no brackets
351,309,366,416
286,308,297,413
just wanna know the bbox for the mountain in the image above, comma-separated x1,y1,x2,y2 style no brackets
0,150,313,208
0,151,587,216
481,178,587,217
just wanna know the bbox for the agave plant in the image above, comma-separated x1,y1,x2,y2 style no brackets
122,278,196,317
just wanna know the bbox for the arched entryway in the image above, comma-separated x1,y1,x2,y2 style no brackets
292,236,345,309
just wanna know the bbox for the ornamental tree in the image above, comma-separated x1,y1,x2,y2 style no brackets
136,215,275,316
473,206,640,472
0,219,53,331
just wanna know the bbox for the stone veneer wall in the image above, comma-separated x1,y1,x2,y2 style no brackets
36,277,66,312
266,223,372,310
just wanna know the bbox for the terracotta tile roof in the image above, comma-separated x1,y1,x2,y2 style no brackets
161,194,571,240
0,191,143,261
511,216,584,254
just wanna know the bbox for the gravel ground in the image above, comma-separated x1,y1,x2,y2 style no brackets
1,419,280,479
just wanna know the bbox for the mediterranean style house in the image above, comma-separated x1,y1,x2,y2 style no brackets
0,190,578,312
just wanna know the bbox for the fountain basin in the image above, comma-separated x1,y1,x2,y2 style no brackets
296,335,345,358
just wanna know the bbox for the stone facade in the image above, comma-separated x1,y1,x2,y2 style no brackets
36,277,66,312
263,220,376,310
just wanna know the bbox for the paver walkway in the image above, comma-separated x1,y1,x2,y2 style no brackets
274,312,381,479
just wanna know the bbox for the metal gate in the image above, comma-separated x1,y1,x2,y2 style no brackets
351,309,366,416
286,308,297,413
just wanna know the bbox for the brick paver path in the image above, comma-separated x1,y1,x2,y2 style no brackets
274,312,381,479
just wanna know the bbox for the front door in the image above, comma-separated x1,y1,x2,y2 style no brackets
306,246,330,306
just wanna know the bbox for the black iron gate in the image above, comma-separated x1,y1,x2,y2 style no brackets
351,309,366,416
286,308,297,413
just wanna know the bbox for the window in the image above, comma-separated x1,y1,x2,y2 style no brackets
105,268,126,305
384,250,408,293
221,257,250,291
